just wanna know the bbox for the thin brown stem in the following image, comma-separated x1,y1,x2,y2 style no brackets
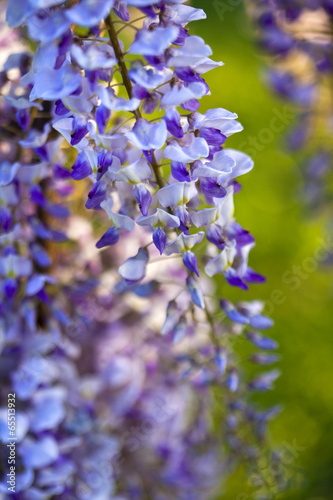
104,15,138,108
151,152,165,189
104,14,165,188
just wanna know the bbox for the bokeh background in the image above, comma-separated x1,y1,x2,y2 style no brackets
1,2,332,498
191,2,333,499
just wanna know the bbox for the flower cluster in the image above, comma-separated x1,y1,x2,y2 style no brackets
247,0,333,214
4,0,268,292
0,1,281,499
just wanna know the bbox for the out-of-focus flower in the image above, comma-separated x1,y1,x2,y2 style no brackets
0,2,281,498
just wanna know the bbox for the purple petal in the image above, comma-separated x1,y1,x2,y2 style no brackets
173,26,189,46
186,276,205,309
153,227,166,255
31,244,51,268
30,185,45,206
113,0,130,21
54,99,69,116
200,178,227,199
249,315,274,331
142,92,159,115
246,331,278,351
165,108,184,138
171,161,190,182
97,150,113,181
226,369,239,392
182,250,199,276
0,206,12,231
16,109,30,131
181,99,200,112
4,277,17,300
248,370,280,391
243,267,266,284
220,299,249,325
224,268,248,290
251,353,280,365
135,184,152,216
96,227,120,248
200,127,226,146
72,152,93,181
70,115,88,146
134,280,159,298
132,84,150,100
85,181,106,209
96,104,111,134
206,225,225,250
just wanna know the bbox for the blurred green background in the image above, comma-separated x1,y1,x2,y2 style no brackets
191,2,333,499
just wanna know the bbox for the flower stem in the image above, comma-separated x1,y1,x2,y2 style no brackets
104,15,138,112
104,14,165,189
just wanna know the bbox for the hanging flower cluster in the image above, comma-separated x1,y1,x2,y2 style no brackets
247,0,333,213
0,1,282,499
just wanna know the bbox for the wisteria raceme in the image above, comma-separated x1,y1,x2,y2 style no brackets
0,1,283,499
6,0,265,292
247,0,333,219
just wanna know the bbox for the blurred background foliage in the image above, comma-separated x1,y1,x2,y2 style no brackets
191,1,333,499
4,2,332,497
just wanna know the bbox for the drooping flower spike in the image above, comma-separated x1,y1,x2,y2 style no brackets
7,1,265,294
0,1,283,498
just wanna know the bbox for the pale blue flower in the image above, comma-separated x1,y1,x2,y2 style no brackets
5,96,43,110
164,231,204,255
0,254,32,278
129,63,172,89
0,410,29,442
168,5,207,25
65,0,115,27
71,42,116,70
29,64,82,101
161,82,207,107
20,436,59,469
192,108,237,128
27,10,71,43
0,184,18,205
19,124,51,149
88,122,128,150
248,370,280,391
29,387,66,432
186,276,205,309
107,158,151,184
204,243,236,277
118,247,149,282
98,85,141,111
126,118,167,151
26,274,55,296
194,149,254,184
17,162,49,184
157,181,198,208
53,118,89,150
129,26,179,56
164,137,209,162
137,208,180,228
246,331,279,350
168,36,219,70
100,198,136,232
0,161,20,187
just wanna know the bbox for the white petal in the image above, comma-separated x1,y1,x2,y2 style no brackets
157,181,197,207
204,246,236,277
191,206,219,227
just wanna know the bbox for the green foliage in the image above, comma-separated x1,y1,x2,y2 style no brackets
192,2,333,498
